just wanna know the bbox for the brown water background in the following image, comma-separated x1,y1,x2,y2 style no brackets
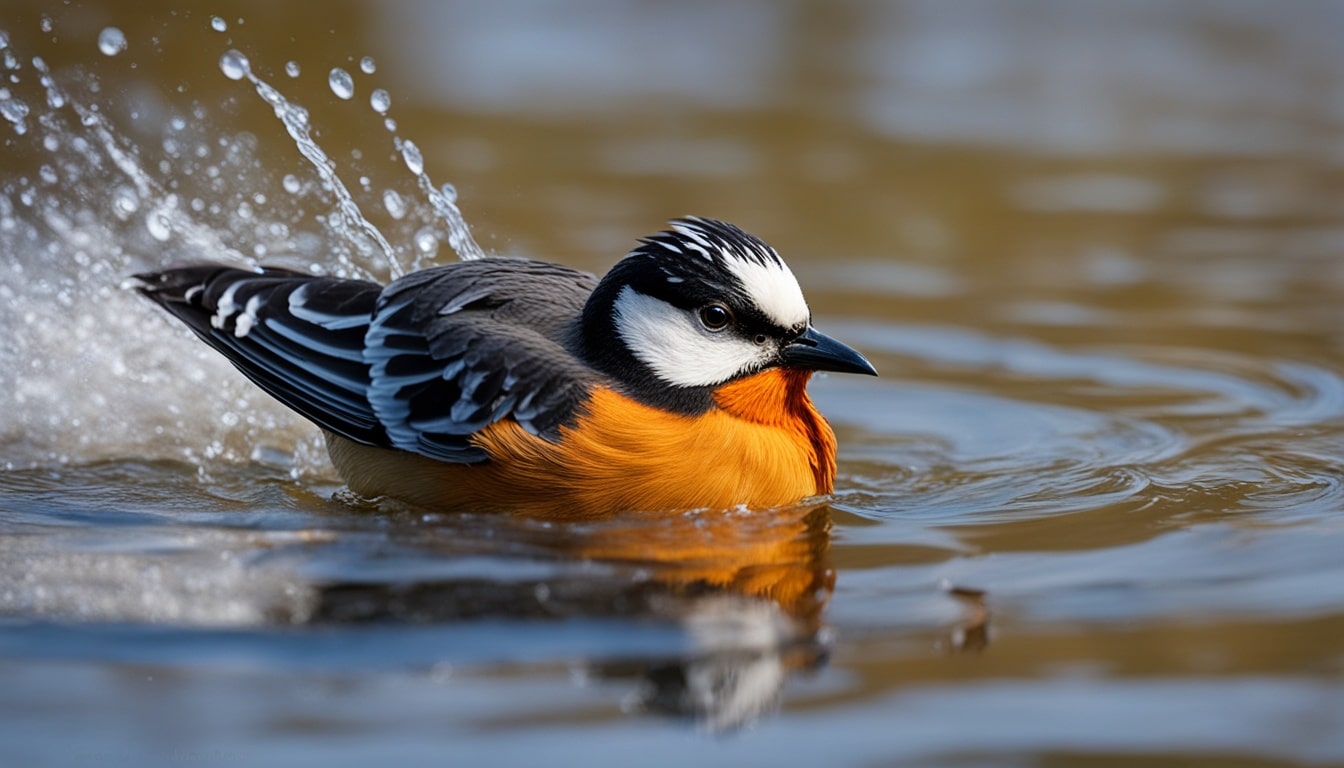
1,2,1342,765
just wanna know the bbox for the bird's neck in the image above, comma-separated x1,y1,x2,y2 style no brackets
712,368,838,493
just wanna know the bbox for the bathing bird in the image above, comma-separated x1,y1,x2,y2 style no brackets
136,217,876,517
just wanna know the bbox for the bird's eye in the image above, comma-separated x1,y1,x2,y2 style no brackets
698,303,733,331
753,333,768,345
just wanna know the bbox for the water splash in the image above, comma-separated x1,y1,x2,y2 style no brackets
29,56,248,263
0,38,315,471
394,136,484,264
219,49,400,275
0,22,487,472
219,47,486,269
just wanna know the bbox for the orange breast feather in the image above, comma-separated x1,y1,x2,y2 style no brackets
327,368,837,518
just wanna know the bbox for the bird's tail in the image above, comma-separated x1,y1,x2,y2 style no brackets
134,264,389,446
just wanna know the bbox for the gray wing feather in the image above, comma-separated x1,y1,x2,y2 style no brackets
365,259,599,463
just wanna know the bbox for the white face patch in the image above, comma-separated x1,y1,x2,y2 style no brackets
613,286,775,388
664,219,811,328
721,256,809,329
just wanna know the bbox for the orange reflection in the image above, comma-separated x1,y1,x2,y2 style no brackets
552,502,834,628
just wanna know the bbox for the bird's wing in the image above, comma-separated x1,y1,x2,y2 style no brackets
136,259,599,464
364,260,599,462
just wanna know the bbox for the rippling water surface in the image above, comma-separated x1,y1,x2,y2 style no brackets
2,2,1343,766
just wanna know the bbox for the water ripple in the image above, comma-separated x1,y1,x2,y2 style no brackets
819,320,1344,528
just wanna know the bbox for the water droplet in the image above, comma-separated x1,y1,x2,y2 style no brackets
44,83,65,109
210,17,227,32
359,56,376,74
42,134,58,151
97,27,126,56
169,115,186,131
383,189,406,220
40,16,53,34
112,186,140,220
0,97,29,125
219,49,250,81
414,227,439,256
255,80,284,107
288,104,311,129
0,31,9,50
440,182,458,203
285,60,300,78
146,209,172,241
328,67,353,100
370,88,390,114
282,174,302,194
383,117,397,132
39,164,57,184
399,139,423,174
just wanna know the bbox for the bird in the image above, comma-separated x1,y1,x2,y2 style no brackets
135,217,877,518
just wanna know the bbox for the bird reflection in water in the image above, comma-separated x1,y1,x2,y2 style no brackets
309,501,836,731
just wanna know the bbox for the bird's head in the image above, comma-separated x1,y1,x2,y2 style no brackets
581,217,876,412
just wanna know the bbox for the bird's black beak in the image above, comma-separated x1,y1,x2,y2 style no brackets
781,326,878,376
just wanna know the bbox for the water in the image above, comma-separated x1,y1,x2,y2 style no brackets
2,2,1344,766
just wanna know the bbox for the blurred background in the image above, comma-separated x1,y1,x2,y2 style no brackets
2,1,1342,765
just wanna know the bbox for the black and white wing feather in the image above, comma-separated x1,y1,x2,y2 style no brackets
363,260,599,462
136,259,599,464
